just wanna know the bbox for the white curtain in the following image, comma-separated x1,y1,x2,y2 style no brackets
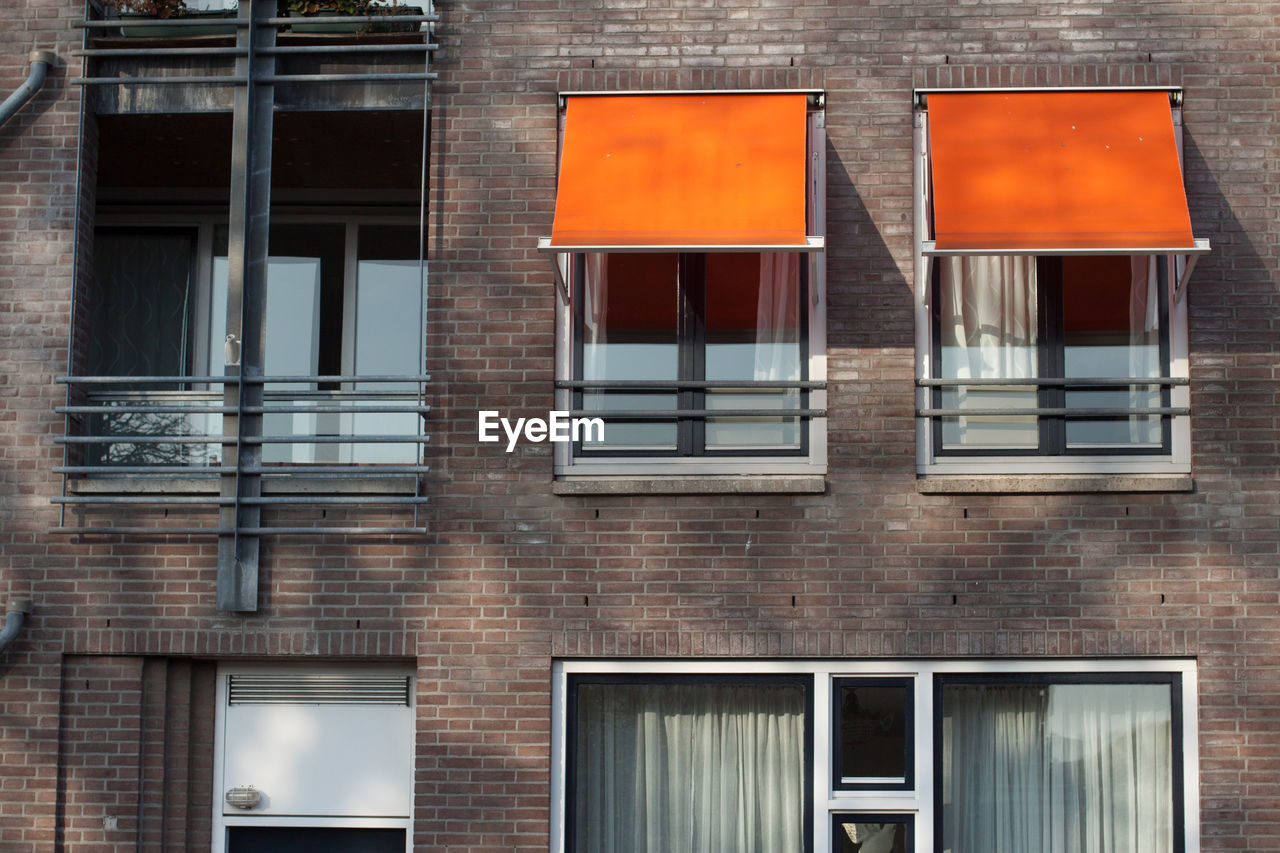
574,683,805,853
1127,255,1162,443
937,256,1038,447
943,683,1172,853
753,252,802,382
582,253,609,379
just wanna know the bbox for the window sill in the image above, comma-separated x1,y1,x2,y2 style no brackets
916,474,1194,495
552,475,826,496
65,473,421,496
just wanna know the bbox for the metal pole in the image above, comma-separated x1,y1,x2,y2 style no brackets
218,0,275,613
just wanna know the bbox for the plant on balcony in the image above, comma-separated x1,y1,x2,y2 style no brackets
284,0,424,33
99,0,239,36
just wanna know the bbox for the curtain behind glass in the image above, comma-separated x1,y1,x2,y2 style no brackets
89,231,194,379
937,256,1039,448
705,252,802,450
942,683,1173,853
574,682,805,853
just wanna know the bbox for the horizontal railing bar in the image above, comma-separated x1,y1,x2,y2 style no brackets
57,435,429,444
57,435,235,444
61,374,430,384
242,465,430,474
77,17,250,28
916,377,1190,388
55,465,429,475
59,405,236,415
74,46,248,56
55,466,237,475
262,13,439,23
254,72,438,84
73,75,247,85
916,407,1190,417
54,495,428,506
557,380,826,390
247,435,430,444
242,405,430,414
259,42,437,54
568,409,826,419
51,526,429,536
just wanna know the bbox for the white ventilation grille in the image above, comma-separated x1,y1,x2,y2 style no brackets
228,674,411,706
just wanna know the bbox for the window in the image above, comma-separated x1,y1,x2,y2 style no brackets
937,674,1181,853
571,251,808,457
567,674,812,853
930,255,1171,457
544,91,827,480
914,90,1207,477
87,218,424,467
553,661,1197,853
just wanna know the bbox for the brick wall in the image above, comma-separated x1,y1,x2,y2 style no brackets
0,0,1275,851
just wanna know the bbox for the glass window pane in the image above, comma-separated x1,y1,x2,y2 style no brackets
352,225,421,464
1062,255,1164,449
937,256,1039,450
835,680,910,787
579,253,679,451
89,229,200,466
574,681,805,853
704,253,802,450
833,816,911,853
213,224,342,463
941,682,1174,853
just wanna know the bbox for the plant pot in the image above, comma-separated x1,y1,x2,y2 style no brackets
118,9,238,37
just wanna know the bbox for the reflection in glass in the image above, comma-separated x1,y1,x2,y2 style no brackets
89,229,199,465
941,682,1173,853
839,683,908,783
1063,255,1162,448
937,255,1039,449
705,253,802,450
352,225,422,463
579,253,679,450
835,820,908,853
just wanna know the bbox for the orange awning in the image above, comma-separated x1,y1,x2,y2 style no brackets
547,93,814,250
926,91,1199,252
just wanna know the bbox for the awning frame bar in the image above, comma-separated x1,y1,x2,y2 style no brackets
538,236,825,254
921,239,1210,258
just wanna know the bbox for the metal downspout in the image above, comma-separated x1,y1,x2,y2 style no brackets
0,50,56,129
0,599,32,656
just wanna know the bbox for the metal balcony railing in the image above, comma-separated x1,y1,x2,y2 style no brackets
555,379,828,421
54,374,431,536
915,377,1189,420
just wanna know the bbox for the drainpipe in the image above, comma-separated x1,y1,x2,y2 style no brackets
0,50,56,130
0,599,32,656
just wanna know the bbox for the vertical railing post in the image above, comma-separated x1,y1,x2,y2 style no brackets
218,0,275,612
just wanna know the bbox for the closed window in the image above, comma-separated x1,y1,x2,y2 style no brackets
572,252,808,457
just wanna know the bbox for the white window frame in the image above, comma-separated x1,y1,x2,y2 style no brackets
211,662,416,853
551,96,828,480
551,658,1199,853
912,91,1194,477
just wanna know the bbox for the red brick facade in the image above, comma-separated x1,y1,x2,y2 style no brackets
0,1,1277,850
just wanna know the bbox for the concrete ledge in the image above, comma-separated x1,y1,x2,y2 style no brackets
553,475,827,496
917,474,1194,495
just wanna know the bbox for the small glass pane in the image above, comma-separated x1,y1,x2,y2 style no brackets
937,256,1039,450
704,252,803,450
832,815,912,853
578,253,678,451
1062,255,1164,449
835,679,911,788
